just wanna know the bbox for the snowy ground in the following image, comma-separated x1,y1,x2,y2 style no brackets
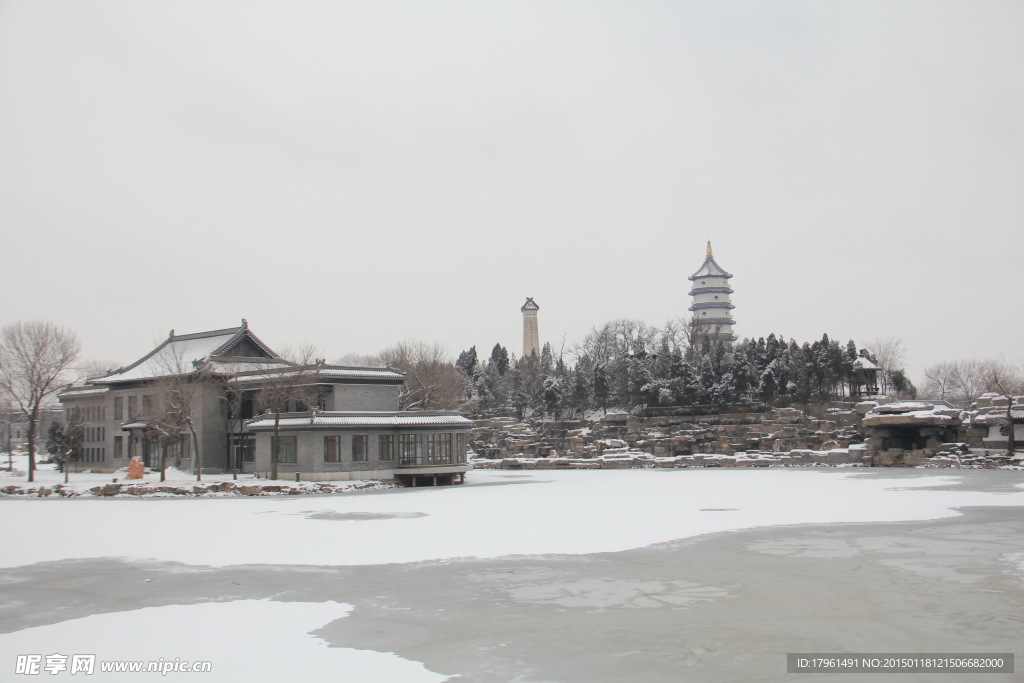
0,455,394,496
2,460,1023,681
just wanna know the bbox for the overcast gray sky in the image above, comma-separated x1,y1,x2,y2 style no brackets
1,1,1022,384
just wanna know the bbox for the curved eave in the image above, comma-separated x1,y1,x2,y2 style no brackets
688,286,733,296
688,257,733,281
689,302,735,311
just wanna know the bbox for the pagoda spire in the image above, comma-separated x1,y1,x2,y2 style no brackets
706,240,713,258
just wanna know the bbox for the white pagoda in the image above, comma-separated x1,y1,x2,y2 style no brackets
688,241,736,342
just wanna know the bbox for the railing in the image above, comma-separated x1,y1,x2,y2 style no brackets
689,317,736,326
398,453,468,467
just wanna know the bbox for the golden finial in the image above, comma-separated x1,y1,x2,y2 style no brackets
706,240,713,258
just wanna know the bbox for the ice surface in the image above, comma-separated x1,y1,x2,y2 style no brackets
2,469,1023,568
0,600,451,682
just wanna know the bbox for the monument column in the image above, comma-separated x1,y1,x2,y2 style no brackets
521,297,540,358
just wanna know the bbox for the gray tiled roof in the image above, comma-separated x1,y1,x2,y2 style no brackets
689,256,732,280
91,325,279,383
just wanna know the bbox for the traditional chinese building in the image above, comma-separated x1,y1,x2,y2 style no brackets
58,322,471,484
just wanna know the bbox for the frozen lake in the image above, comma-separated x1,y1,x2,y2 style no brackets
1,468,1022,681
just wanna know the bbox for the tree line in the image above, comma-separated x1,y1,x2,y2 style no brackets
7,316,1019,483
921,359,1023,407
455,320,916,419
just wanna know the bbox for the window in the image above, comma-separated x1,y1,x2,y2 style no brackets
113,436,123,459
399,434,423,466
352,435,368,462
128,396,137,419
378,435,394,461
240,394,254,420
82,447,105,463
324,435,340,462
232,434,255,464
456,433,466,463
427,433,452,465
142,395,155,414
114,397,123,420
272,435,297,464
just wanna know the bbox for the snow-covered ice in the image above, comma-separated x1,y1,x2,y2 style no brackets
2,468,1022,568
0,600,452,682
3,465,1024,682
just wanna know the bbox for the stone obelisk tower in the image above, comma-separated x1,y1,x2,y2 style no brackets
688,241,736,342
521,297,540,358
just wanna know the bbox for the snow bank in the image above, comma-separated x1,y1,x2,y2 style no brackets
0,600,451,682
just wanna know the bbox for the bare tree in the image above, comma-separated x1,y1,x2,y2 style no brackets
922,361,958,401
255,343,323,481
984,360,1023,458
0,398,13,471
218,371,250,473
868,337,906,395
377,340,464,410
0,321,81,482
71,359,121,383
951,359,988,408
334,351,379,366
150,345,210,481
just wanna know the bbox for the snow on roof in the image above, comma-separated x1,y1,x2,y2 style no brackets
204,359,294,375
232,365,404,383
59,386,110,398
521,297,540,311
92,328,243,383
853,355,879,370
247,411,472,429
688,256,732,280
90,326,281,384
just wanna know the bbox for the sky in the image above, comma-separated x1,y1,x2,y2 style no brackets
1,1,1022,384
